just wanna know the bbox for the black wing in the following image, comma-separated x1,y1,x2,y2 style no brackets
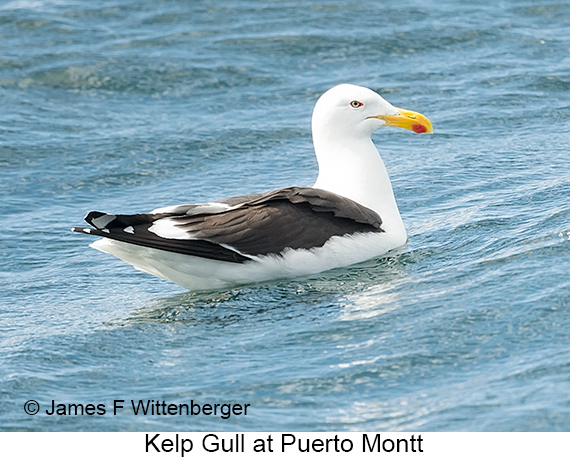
72,187,383,264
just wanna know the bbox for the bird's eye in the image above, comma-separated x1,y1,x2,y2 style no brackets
350,100,364,108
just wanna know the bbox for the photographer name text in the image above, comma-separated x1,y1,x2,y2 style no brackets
30,400,249,419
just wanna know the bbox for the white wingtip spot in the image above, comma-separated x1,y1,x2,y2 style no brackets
124,226,135,234
72,227,92,234
91,214,117,229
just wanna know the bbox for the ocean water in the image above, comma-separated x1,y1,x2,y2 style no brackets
1,0,570,432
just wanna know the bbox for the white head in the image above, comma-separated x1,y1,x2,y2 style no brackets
311,83,432,142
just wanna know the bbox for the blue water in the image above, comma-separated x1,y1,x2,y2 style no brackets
2,0,570,432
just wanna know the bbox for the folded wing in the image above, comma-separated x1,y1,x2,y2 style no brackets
72,187,383,264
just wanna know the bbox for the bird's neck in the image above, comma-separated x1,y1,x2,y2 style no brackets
312,134,405,234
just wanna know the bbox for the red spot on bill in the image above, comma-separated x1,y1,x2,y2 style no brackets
412,123,427,134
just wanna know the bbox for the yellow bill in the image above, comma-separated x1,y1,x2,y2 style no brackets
370,107,433,134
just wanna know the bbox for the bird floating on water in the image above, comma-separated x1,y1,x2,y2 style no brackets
72,84,433,290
